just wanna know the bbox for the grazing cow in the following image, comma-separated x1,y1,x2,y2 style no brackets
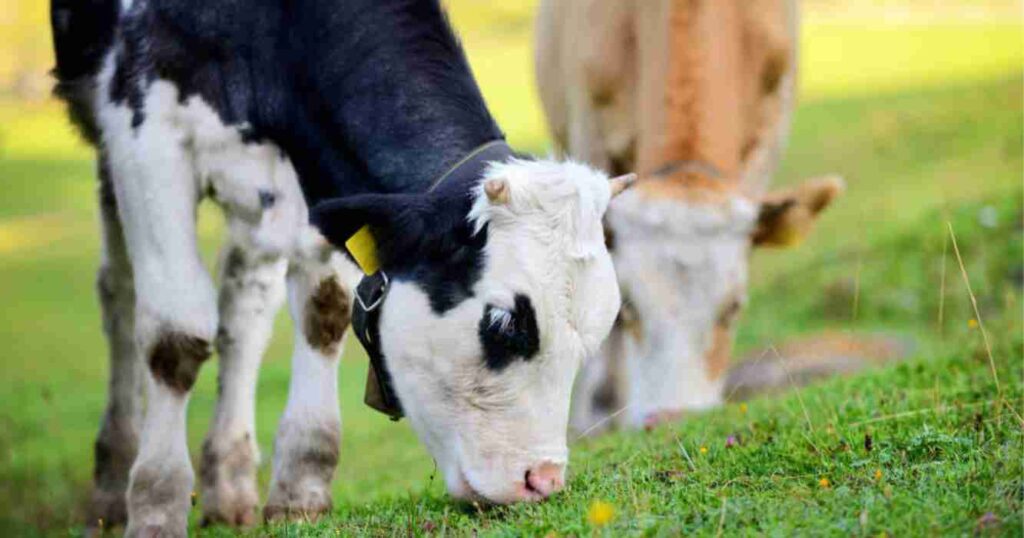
52,0,632,534
536,0,843,432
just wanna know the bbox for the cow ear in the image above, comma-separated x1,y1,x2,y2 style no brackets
478,294,540,371
752,175,844,248
310,193,425,261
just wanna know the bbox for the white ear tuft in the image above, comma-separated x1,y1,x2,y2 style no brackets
484,178,510,205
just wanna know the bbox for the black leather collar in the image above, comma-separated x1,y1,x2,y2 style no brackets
353,140,514,420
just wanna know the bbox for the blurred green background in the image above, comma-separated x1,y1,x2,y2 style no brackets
0,0,1020,534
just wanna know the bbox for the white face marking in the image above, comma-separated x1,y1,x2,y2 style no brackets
607,190,757,426
380,159,621,503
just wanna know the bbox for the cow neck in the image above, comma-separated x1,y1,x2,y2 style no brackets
279,0,506,205
636,0,792,188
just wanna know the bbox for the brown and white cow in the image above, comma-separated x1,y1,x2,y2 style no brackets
536,0,843,431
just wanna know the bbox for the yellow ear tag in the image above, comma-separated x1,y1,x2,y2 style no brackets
345,225,380,275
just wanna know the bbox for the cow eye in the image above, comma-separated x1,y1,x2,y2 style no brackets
478,294,540,371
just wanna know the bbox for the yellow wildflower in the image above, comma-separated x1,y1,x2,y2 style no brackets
968,318,978,329
819,477,830,488
739,403,748,414
587,500,615,526
699,446,708,455
874,469,883,480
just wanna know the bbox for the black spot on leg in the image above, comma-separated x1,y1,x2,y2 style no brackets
479,294,540,372
149,331,211,393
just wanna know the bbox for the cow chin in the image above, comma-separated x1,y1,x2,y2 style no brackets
434,422,570,505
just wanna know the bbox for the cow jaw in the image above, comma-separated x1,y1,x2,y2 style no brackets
376,159,621,503
607,189,757,427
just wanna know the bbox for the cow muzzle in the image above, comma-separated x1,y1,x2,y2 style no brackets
450,460,566,504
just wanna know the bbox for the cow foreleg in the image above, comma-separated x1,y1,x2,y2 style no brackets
264,253,353,522
88,157,144,530
101,90,217,537
200,243,286,527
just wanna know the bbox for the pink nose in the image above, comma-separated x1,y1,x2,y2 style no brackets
520,462,565,501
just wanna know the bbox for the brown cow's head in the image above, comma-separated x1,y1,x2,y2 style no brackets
602,174,842,428
531,0,846,431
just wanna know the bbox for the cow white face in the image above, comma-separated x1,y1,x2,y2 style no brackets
312,159,629,503
606,177,843,429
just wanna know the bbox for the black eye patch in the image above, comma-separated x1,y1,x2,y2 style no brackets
478,294,540,372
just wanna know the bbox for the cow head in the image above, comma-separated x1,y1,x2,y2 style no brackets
605,175,843,428
313,159,632,503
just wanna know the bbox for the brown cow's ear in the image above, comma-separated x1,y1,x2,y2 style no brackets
752,175,844,248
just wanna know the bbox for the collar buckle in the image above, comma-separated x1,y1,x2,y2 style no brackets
354,271,389,313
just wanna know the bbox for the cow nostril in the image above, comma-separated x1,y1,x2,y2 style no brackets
523,462,564,500
524,469,539,494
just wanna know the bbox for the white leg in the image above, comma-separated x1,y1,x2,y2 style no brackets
126,380,197,537
88,158,144,529
200,243,286,527
264,253,353,521
100,83,218,537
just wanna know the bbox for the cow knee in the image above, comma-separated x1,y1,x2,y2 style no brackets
148,331,212,393
303,276,351,357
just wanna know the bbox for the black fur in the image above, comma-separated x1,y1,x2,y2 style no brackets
55,0,505,200
478,294,540,372
51,0,512,313
50,0,120,142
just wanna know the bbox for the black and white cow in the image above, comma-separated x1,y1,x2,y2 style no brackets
51,0,632,534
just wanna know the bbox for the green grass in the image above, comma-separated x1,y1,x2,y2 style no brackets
0,4,1021,536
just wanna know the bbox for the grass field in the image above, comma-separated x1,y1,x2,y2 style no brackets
0,2,1021,536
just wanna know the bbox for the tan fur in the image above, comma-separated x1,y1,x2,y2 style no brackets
625,0,803,202
706,324,733,382
753,175,844,247
539,0,797,192
707,293,743,381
